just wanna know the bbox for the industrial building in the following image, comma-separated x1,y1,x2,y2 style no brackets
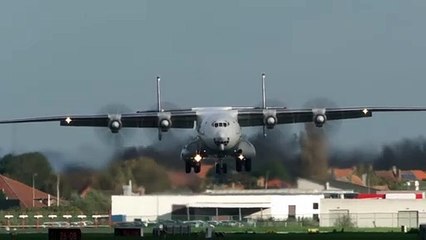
111,188,351,222
320,197,426,228
111,178,426,229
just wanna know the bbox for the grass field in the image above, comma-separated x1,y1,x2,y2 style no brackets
0,232,421,240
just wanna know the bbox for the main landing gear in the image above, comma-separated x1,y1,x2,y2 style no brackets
185,161,201,174
215,161,227,174
185,157,252,174
235,157,251,172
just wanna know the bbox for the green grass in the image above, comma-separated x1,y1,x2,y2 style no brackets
0,232,421,240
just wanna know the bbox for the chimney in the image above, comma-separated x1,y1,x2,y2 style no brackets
362,174,367,186
122,180,133,196
391,166,400,178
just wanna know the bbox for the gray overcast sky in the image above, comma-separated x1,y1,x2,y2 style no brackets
0,0,426,163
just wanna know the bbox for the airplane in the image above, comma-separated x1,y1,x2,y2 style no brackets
1,74,426,174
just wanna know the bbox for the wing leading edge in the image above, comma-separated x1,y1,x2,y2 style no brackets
0,107,425,129
237,107,426,127
0,111,197,129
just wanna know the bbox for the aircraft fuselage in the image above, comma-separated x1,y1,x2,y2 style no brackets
181,108,255,174
197,110,241,152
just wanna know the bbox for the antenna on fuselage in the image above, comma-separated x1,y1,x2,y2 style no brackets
262,73,267,137
262,73,266,109
157,76,162,112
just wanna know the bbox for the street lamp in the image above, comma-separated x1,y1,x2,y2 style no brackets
32,173,37,207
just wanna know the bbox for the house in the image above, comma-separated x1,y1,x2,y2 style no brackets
375,166,401,182
330,167,364,186
401,170,426,182
0,174,57,208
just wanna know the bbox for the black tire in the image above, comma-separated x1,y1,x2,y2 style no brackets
215,163,221,174
244,158,252,172
222,163,227,174
185,161,191,173
194,164,201,173
236,160,242,172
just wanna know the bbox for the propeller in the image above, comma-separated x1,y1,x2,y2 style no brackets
94,103,136,149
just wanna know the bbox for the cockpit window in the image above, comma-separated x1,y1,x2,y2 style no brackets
212,121,230,128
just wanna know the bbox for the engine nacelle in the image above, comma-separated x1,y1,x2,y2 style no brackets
157,112,172,133
108,115,122,133
264,116,277,129
313,114,327,127
159,118,171,132
263,110,277,129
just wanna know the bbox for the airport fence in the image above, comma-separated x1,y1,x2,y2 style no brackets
122,212,426,230
0,212,110,228
0,212,423,231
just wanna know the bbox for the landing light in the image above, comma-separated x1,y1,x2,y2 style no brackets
238,154,245,160
65,117,72,124
363,108,369,115
194,154,202,162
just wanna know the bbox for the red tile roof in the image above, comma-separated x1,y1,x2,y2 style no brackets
266,179,292,189
375,170,400,181
349,175,364,186
0,174,56,208
411,170,426,181
332,168,354,178
331,168,365,186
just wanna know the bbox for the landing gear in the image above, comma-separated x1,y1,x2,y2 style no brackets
194,163,201,173
185,161,191,173
236,160,243,172
185,161,201,174
244,158,252,171
215,162,227,174
235,157,251,172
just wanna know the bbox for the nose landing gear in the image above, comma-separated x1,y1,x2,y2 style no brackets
235,155,251,172
215,160,227,174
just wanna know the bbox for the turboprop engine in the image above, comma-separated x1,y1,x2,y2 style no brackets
108,114,122,133
312,109,327,127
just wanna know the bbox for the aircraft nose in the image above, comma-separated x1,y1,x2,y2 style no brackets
213,135,230,147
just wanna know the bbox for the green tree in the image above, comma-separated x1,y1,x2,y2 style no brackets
96,157,171,194
70,189,111,214
0,152,57,194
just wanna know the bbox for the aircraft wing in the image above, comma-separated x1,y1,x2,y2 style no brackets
237,107,426,127
0,111,197,129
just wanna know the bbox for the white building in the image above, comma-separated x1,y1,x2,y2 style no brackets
320,198,426,228
111,189,339,222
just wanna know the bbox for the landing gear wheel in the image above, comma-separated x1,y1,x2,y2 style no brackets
244,158,252,172
236,160,242,172
215,163,221,174
194,164,201,173
222,163,227,174
185,161,191,173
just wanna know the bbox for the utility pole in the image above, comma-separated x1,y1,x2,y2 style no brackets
56,173,60,207
32,173,37,207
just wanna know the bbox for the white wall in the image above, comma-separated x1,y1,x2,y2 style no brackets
270,195,323,220
112,194,324,222
320,199,426,228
